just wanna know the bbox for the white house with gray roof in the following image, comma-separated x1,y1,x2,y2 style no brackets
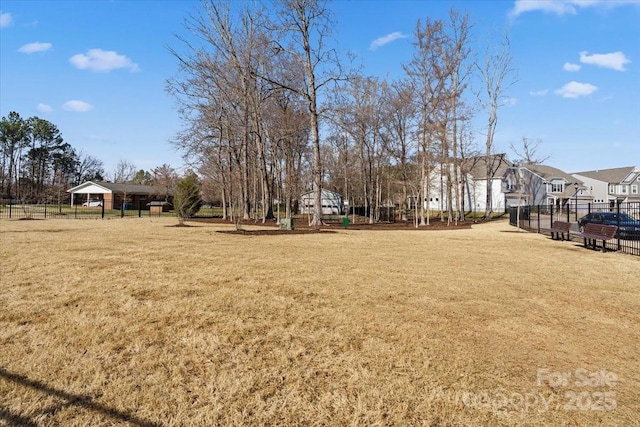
423,154,512,213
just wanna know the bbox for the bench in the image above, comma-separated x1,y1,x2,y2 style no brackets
549,221,571,241
576,223,618,252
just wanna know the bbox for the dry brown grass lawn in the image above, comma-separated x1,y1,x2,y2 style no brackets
0,217,638,426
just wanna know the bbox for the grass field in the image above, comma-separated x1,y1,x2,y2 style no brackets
1,217,639,426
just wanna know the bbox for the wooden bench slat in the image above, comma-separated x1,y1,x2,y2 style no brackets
576,223,618,252
549,221,572,241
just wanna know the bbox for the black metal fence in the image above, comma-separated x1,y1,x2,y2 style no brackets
0,201,136,220
0,200,225,220
509,202,640,256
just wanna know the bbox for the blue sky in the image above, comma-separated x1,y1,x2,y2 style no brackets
1,0,639,176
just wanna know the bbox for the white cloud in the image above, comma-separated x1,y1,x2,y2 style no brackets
369,32,409,50
510,0,632,17
555,81,598,98
563,62,581,72
0,11,12,28
69,48,140,72
579,51,630,71
18,42,52,54
62,100,94,112
511,0,579,16
529,89,548,96
37,103,53,113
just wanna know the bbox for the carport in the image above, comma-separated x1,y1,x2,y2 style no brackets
67,181,112,207
67,181,160,210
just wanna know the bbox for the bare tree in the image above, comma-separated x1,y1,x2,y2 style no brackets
151,163,178,202
168,1,285,224
261,0,345,227
112,160,137,183
441,10,472,224
403,17,449,226
75,151,104,184
510,136,549,166
380,79,418,221
112,159,137,211
475,30,517,218
329,76,386,223
263,82,310,219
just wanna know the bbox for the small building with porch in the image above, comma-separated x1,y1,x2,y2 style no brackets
67,181,171,210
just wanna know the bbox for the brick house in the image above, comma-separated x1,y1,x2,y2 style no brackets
67,181,171,210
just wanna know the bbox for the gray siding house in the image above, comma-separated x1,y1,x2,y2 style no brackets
572,166,640,205
503,164,592,208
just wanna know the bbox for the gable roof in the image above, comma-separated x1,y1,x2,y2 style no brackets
67,181,155,195
461,154,511,180
300,189,343,199
522,164,580,184
572,166,638,183
96,181,155,195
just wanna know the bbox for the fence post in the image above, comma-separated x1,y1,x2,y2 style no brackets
537,205,541,233
138,200,142,218
44,202,47,219
9,199,12,219
101,203,105,219
566,203,570,222
74,203,78,219
616,201,621,251
550,204,554,228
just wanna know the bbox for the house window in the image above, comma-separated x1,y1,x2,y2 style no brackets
551,183,563,193
632,185,638,195
621,185,628,194
608,184,615,194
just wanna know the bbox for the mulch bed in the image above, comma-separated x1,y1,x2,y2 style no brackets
217,228,334,236
191,216,479,235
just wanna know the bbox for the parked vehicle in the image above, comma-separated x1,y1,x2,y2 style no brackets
82,199,103,207
578,212,640,239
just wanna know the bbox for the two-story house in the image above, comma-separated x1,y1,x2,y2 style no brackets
460,154,512,213
425,154,511,213
572,166,640,205
503,164,592,208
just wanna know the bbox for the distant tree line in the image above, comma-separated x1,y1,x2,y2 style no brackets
0,112,186,206
168,0,517,225
0,111,105,203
